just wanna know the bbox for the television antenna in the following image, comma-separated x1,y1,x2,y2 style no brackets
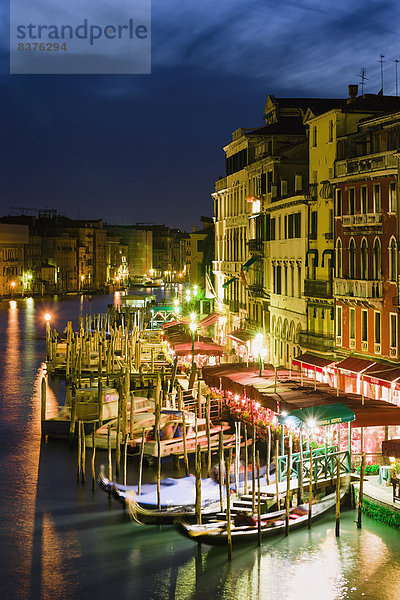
379,54,385,92
358,68,368,94
395,59,399,96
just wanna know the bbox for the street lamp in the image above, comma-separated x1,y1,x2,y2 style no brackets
10,280,16,298
254,332,266,377
189,315,197,369
173,298,180,314
44,313,51,360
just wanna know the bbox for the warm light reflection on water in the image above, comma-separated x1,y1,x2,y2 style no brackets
1,295,400,600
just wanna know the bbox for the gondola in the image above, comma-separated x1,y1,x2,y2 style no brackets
176,489,347,546
99,465,225,524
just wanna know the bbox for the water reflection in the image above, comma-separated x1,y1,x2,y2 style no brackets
2,295,400,600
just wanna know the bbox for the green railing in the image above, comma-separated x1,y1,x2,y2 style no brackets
278,447,351,483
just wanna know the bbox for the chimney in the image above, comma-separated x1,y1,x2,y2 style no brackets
347,84,358,103
192,225,196,233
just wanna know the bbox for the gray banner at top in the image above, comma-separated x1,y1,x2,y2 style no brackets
10,0,151,74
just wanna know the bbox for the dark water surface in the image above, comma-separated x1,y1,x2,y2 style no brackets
1,293,400,600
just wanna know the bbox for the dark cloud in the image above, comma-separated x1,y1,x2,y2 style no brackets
0,0,399,229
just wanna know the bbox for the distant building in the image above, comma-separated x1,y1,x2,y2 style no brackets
0,223,29,296
190,217,214,286
106,225,152,279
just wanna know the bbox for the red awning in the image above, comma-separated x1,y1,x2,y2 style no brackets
198,313,220,329
362,365,400,388
173,341,224,357
382,439,400,459
336,357,377,374
292,352,336,372
162,320,181,330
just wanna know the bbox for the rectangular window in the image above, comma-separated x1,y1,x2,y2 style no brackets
361,310,368,342
267,171,273,193
390,313,398,350
284,215,288,239
276,265,282,295
350,308,356,340
328,119,333,142
336,306,342,337
389,182,397,213
270,218,276,240
294,213,301,238
361,186,367,214
288,214,294,239
278,217,281,240
295,173,303,193
281,180,288,197
291,265,294,297
310,212,317,239
297,265,301,297
329,209,334,236
374,312,381,344
312,126,317,147
374,184,381,213
335,188,342,216
349,188,355,215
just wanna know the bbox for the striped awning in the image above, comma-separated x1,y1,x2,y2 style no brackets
222,277,237,288
242,255,260,271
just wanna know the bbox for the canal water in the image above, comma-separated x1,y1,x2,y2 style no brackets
1,292,400,600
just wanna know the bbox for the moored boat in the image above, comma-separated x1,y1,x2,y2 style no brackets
176,489,347,546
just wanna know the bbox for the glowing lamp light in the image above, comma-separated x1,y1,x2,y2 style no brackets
173,298,179,308
193,285,198,295
189,321,197,333
44,313,51,322
307,418,317,429
190,312,196,322
10,281,16,288
234,395,240,401
281,411,288,418
185,290,191,301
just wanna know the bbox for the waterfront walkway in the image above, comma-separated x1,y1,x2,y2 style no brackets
355,475,400,513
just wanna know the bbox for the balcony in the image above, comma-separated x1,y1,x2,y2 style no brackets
248,283,264,298
335,151,398,177
215,177,227,192
304,279,332,299
248,239,264,254
229,300,240,313
299,332,334,351
334,279,383,299
307,183,318,200
341,213,382,227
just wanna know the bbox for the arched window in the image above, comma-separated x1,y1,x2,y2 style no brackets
373,238,381,279
361,238,368,280
349,238,356,279
336,238,342,278
389,237,397,282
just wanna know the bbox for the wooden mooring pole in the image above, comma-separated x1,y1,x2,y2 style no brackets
257,450,261,546
41,376,47,434
357,452,366,529
219,427,224,512
91,427,96,490
285,444,291,536
225,448,232,560
335,455,341,537
275,443,280,510
138,428,145,495
81,421,86,484
107,425,112,481
182,408,189,476
244,425,248,496
308,449,313,529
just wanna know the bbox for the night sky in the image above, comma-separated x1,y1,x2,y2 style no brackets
1,0,399,231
